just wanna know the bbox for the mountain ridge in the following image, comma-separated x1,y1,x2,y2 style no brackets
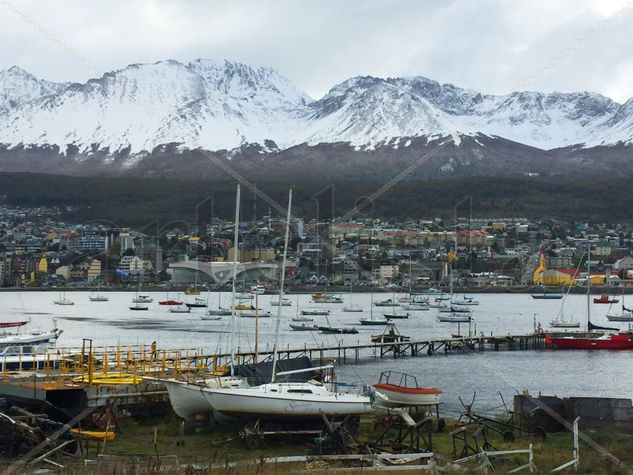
0,58,632,180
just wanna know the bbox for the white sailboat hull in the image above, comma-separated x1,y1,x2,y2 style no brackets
202,383,373,417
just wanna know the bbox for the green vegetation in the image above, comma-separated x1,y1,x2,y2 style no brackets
0,172,630,227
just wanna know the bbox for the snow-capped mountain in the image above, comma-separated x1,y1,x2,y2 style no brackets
0,58,632,164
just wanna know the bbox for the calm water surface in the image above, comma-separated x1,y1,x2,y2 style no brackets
2,290,631,413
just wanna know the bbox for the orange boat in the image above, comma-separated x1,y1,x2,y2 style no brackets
372,371,442,407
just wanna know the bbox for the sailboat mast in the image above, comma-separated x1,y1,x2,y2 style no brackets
587,238,591,331
229,184,241,376
271,189,293,383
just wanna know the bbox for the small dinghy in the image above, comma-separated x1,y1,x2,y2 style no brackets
373,371,442,407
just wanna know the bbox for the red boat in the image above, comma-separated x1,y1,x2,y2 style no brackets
0,321,28,328
593,294,619,304
548,332,633,350
159,300,183,306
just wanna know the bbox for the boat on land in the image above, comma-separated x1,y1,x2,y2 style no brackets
549,240,633,350
372,371,442,407
0,321,63,348
594,294,619,304
200,189,372,419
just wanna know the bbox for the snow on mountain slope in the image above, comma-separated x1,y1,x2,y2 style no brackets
0,66,69,111
0,60,632,155
0,60,313,153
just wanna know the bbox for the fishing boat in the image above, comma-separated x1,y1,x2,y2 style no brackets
200,189,372,419
169,305,191,314
186,298,208,308
129,303,148,311
312,293,343,304
549,240,633,350
300,309,330,316
372,371,442,407
436,313,472,323
132,294,152,303
0,321,63,348
289,323,319,331
594,294,619,304
53,291,74,306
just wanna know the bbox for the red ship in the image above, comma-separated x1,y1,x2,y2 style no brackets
548,332,633,350
159,300,183,306
548,239,633,350
593,294,619,304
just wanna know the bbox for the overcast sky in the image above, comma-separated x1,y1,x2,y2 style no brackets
1,0,632,102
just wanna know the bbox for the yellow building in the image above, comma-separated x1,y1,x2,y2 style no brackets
38,256,48,274
532,246,548,284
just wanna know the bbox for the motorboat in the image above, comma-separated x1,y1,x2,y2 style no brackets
89,292,109,302
549,319,581,328
129,303,149,311
453,297,479,306
372,371,442,407
438,305,471,314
